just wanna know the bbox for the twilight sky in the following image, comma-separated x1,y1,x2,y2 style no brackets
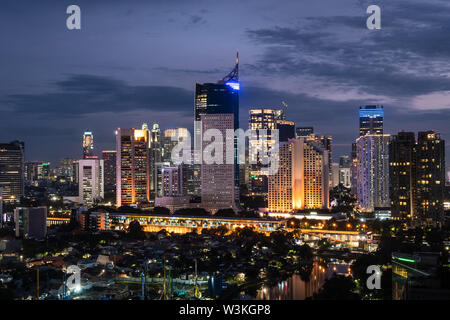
0,0,449,167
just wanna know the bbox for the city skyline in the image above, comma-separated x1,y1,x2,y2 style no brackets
1,0,449,165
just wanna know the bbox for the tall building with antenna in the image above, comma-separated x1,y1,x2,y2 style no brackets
194,53,240,203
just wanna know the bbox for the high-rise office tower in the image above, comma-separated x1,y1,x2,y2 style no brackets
350,142,358,195
153,161,171,198
78,159,104,206
194,54,240,202
24,161,40,183
0,141,24,202
83,131,94,159
72,160,79,184
116,128,150,207
339,155,352,189
59,158,75,181
359,105,384,136
39,162,51,180
389,132,415,222
201,114,235,213
0,187,3,218
277,120,296,142
339,155,351,168
181,150,201,197
14,207,47,239
414,131,445,226
318,136,333,187
248,108,280,195
268,138,329,212
149,123,163,196
161,166,182,197
163,128,189,164
302,137,330,209
331,162,340,188
101,150,116,193
296,127,314,138
356,134,390,211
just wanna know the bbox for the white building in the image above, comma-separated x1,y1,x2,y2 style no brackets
339,167,351,188
78,159,104,206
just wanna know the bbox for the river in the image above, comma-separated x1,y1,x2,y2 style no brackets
255,262,352,300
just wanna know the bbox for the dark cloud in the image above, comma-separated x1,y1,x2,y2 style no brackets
2,75,193,117
245,0,450,98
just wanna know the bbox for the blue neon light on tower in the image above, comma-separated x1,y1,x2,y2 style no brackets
359,105,384,136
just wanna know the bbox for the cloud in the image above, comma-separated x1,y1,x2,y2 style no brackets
2,74,193,117
245,0,450,100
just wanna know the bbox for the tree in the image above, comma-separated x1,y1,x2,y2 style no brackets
153,206,171,215
215,209,236,217
174,208,210,216
313,275,360,300
128,220,146,240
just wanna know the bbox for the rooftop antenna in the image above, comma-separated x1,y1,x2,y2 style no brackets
281,101,288,120
218,52,239,84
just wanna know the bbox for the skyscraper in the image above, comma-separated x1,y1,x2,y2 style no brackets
339,155,352,189
149,123,163,196
59,158,75,181
248,108,280,195
414,131,445,226
163,128,189,164
116,128,150,207
0,141,24,202
78,159,104,206
201,114,235,213
359,105,384,136
83,131,94,159
102,150,116,193
319,135,333,187
194,54,240,202
389,132,415,222
350,142,358,195
277,120,296,142
161,166,182,197
268,138,329,212
356,134,390,211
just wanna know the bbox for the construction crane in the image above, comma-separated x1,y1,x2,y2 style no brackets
194,258,201,299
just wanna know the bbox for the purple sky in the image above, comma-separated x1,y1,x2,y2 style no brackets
0,0,449,168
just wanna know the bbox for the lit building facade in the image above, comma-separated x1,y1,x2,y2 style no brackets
83,131,94,159
161,166,182,197
163,128,189,164
268,138,329,213
78,158,104,206
149,123,163,197
248,108,280,195
201,114,235,213
389,132,415,222
0,141,24,202
359,105,384,136
413,131,445,226
116,128,150,207
356,134,390,211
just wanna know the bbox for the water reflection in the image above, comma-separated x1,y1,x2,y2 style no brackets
255,262,351,300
